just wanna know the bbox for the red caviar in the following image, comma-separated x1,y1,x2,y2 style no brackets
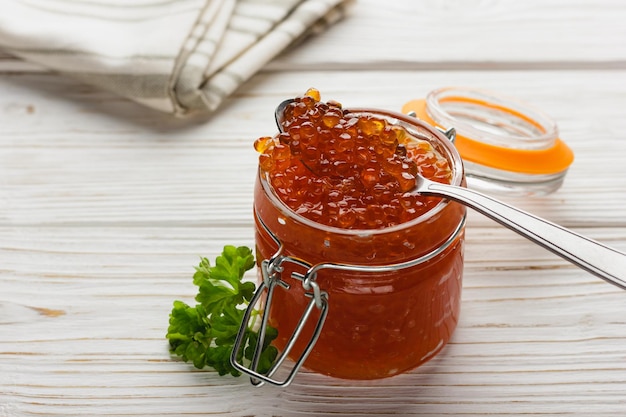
253,90,466,380
256,88,453,229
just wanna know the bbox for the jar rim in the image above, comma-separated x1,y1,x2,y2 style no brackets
259,108,465,237
425,86,559,150
402,88,574,181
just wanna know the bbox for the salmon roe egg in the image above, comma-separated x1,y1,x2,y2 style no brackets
256,91,453,230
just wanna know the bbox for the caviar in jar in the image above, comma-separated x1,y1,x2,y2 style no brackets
253,89,466,380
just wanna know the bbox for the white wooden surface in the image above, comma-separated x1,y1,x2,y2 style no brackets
1,1,626,416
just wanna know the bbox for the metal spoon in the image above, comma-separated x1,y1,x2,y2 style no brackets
274,100,626,290
415,175,626,290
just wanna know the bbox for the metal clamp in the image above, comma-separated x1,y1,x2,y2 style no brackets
406,110,456,143
230,212,329,387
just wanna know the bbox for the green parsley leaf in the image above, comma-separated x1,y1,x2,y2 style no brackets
166,245,277,377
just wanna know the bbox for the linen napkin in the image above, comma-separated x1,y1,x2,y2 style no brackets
0,0,352,117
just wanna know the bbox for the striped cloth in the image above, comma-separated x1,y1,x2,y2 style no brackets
0,0,352,116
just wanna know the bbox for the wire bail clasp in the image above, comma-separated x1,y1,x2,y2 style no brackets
230,247,329,387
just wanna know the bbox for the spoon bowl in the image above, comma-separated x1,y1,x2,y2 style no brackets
274,98,295,132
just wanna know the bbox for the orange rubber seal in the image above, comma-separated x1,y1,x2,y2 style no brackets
402,98,574,175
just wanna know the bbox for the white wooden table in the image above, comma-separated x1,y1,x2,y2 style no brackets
2,1,626,416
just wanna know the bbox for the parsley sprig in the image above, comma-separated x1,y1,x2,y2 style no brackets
166,245,278,376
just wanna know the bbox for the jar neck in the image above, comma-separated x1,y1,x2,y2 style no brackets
255,170,466,266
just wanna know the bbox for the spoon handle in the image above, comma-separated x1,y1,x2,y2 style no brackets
421,180,626,290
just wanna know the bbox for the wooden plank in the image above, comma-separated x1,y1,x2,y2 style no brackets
2,1,626,74
1,224,625,415
271,0,626,69
1,70,626,228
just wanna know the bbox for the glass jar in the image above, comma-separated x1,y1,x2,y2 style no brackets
251,109,466,382
402,87,574,196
